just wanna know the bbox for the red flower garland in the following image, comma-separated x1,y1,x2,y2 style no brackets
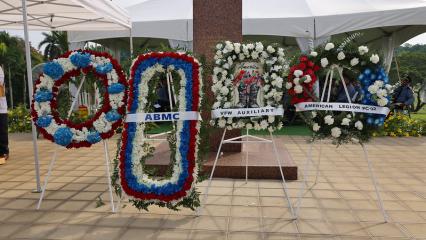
287,55,320,104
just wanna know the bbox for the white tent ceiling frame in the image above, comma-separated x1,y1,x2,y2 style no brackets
0,0,131,30
0,0,131,193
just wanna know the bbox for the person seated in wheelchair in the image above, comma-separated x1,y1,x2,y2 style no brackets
391,76,414,114
334,71,362,103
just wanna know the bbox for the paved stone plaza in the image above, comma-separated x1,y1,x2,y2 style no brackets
0,133,425,239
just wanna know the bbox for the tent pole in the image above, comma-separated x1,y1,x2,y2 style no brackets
129,28,133,58
21,0,41,193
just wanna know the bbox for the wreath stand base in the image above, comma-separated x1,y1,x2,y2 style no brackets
36,76,116,213
197,128,295,218
294,66,389,222
294,141,389,222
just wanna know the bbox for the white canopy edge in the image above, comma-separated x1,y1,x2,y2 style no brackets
0,0,131,31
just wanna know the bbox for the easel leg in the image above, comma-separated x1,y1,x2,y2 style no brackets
269,133,295,219
309,139,322,190
245,128,249,183
294,141,314,219
361,143,388,222
103,140,116,213
196,129,227,216
36,146,58,210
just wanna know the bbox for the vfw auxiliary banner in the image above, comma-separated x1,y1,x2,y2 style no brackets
295,102,390,115
211,107,284,118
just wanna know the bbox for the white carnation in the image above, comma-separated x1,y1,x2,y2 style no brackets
355,121,363,130
255,42,264,52
246,123,253,129
218,119,226,128
294,85,303,94
337,52,345,60
350,58,359,66
251,51,259,59
220,87,229,95
303,75,312,83
324,115,334,125
312,123,320,132
212,102,221,109
224,102,231,108
331,127,342,138
358,46,369,55
294,70,303,78
216,43,223,50
310,51,318,57
268,115,275,123
325,43,335,51
321,58,329,67
377,97,388,107
260,120,268,129
285,82,293,90
293,77,300,85
341,118,351,126
368,85,379,94
266,45,276,53
312,111,317,118
370,54,380,64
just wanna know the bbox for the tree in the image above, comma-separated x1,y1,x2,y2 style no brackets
389,44,426,112
0,31,44,107
38,31,68,60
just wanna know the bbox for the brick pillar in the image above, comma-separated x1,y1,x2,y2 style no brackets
193,0,242,152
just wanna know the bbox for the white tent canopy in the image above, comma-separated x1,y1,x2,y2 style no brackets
0,0,130,192
69,0,426,42
0,0,131,30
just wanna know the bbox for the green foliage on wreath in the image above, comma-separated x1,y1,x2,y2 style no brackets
111,50,207,211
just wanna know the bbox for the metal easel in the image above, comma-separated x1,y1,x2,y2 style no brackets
36,75,116,212
197,125,295,218
294,66,389,222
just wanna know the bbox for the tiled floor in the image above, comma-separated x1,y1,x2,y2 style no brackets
0,133,425,239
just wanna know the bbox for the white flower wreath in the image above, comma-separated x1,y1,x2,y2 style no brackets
209,41,289,132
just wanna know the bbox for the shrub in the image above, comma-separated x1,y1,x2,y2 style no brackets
8,104,32,133
381,113,423,137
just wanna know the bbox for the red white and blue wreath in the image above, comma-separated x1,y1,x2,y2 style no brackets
291,42,393,144
118,52,203,210
31,50,127,148
209,41,288,132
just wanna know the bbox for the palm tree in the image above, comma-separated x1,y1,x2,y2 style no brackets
38,31,68,60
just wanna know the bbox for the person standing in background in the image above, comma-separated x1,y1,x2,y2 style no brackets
0,66,8,164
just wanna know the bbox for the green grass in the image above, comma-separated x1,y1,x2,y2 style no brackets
145,122,312,136
411,107,426,121
145,123,173,134
249,125,312,136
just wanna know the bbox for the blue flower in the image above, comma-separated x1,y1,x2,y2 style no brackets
122,55,198,197
43,62,64,80
87,132,102,144
53,127,73,146
36,116,52,128
34,90,53,102
96,62,113,74
105,110,121,122
108,83,125,94
70,52,91,68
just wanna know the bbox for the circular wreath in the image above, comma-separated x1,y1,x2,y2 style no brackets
209,41,288,132
290,42,393,144
31,50,127,148
117,52,203,211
